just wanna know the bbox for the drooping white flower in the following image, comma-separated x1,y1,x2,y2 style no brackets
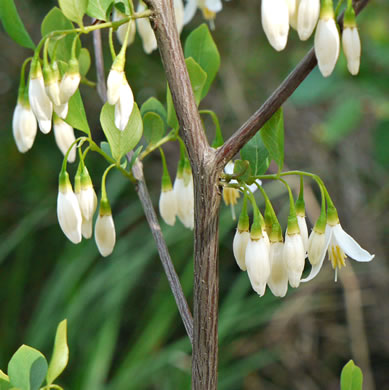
297,215,309,252
12,99,37,153
307,228,326,266
107,68,125,106
245,235,271,296
302,221,374,282
53,116,76,163
233,230,250,271
114,78,134,131
268,241,288,297
297,0,320,40
342,26,361,76
314,16,340,77
29,60,53,134
137,2,158,54
95,213,116,257
261,0,290,51
113,8,136,47
57,171,82,244
159,189,178,226
173,173,194,229
284,230,306,288
59,58,81,104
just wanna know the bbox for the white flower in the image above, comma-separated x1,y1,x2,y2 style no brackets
268,241,288,297
12,100,37,153
314,17,340,77
261,0,290,51
173,174,194,229
78,183,97,222
53,117,76,163
245,235,271,296
297,215,309,252
286,0,296,19
233,230,250,271
60,58,81,104
29,63,53,134
302,222,374,282
159,189,177,226
57,172,82,244
307,228,326,266
342,26,361,76
283,231,305,288
113,8,136,47
107,68,125,106
114,79,134,131
297,0,320,40
45,78,61,107
137,2,158,54
95,214,116,257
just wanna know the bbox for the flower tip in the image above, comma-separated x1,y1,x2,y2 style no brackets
39,119,52,134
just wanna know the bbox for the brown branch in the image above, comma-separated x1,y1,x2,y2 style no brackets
92,21,194,342
215,0,370,169
130,156,194,343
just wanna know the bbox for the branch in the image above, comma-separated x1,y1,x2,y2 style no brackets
130,156,194,343
215,0,370,169
92,22,194,343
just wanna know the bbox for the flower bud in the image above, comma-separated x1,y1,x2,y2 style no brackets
283,230,305,288
137,2,158,54
261,0,290,51
174,162,194,230
29,59,53,134
78,166,97,221
12,99,37,153
342,26,361,76
159,189,177,226
44,61,62,107
245,235,271,296
57,171,82,244
59,58,81,104
54,102,69,120
232,198,250,271
53,116,76,163
114,78,134,131
82,218,93,239
95,199,116,257
107,68,125,106
297,215,308,252
297,0,320,40
268,241,288,297
289,0,300,29
314,13,340,77
113,9,136,46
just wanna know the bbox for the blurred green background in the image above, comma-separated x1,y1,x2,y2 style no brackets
1,0,388,389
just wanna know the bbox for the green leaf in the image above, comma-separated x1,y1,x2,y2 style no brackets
100,103,143,161
78,48,91,76
233,160,251,182
65,90,90,136
128,145,143,170
185,57,207,106
46,319,69,385
240,132,270,176
8,345,48,390
58,0,88,26
0,0,35,49
100,141,127,168
340,360,363,390
41,7,80,62
143,112,165,145
86,0,113,21
261,108,284,172
320,97,362,146
184,23,220,99
140,97,167,125
0,370,11,390
166,58,207,130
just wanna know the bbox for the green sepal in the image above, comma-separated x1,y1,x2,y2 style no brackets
160,149,173,192
111,48,125,71
237,195,249,232
264,203,273,235
250,205,264,240
287,214,300,235
30,56,42,79
42,61,54,85
99,197,112,216
183,159,192,186
313,213,327,234
74,164,82,194
327,205,339,226
344,4,357,28
58,170,71,192
269,222,283,243
233,160,251,183
320,0,335,19
295,198,305,217
81,165,93,189
67,57,80,75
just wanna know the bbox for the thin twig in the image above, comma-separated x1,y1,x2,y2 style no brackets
92,21,193,342
215,0,370,169
130,156,194,343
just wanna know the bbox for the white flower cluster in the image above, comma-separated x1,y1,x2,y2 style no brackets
57,167,116,257
13,57,80,161
261,0,362,77
232,197,374,298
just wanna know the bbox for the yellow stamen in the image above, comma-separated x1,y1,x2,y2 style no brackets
223,188,240,206
328,244,347,270
201,7,216,20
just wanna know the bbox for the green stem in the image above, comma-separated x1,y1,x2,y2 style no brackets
140,131,176,160
109,28,116,60
334,0,345,17
101,164,116,200
60,137,85,174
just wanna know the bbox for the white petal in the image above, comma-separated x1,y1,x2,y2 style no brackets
284,233,305,288
268,242,288,297
333,223,374,262
297,0,320,41
57,189,82,244
137,2,158,54
60,73,81,104
233,230,250,271
54,119,76,163
29,76,53,133
95,214,116,257
342,27,361,75
114,80,134,131
13,103,37,153
82,218,93,239
113,9,136,46
184,0,198,24
301,224,333,282
54,102,69,120
297,215,309,252
107,69,125,105
159,189,177,226
174,0,185,34
206,0,222,12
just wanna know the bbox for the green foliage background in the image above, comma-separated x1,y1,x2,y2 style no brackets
0,0,388,389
